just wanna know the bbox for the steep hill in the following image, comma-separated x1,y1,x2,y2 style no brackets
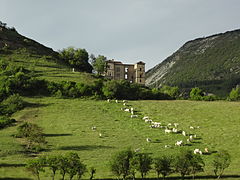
0,25,57,56
146,29,240,96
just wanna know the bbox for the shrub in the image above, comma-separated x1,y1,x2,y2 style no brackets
0,94,25,115
228,86,240,101
212,150,231,179
190,87,204,100
154,156,173,179
0,116,16,129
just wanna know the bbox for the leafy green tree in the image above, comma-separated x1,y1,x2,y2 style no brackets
110,149,133,179
212,150,231,179
92,55,107,75
89,167,96,180
134,153,152,179
190,154,205,179
26,157,46,180
46,155,60,180
160,85,180,99
59,47,93,73
190,87,204,100
58,156,68,180
229,86,240,101
154,156,173,179
174,150,204,180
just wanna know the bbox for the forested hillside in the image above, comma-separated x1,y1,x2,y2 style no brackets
146,29,240,96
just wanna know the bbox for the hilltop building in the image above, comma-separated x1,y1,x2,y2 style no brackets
105,60,145,85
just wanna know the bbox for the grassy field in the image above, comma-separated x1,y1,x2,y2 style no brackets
0,98,240,179
0,52,97,84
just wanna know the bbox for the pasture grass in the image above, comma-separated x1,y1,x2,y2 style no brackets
0,98,240,180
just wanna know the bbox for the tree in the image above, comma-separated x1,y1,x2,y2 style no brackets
92,55,107,75
190,87,204,100
110,149,133,179
134,153,152,179
174,150,204,180
58,156,68,180
26,157,46,180
212,150,231,179
160,85,180,99
154,156,173,179
229,86,240,101
59,47,93,73
46,155,60,180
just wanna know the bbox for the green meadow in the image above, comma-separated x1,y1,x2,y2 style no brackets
1,98,240,179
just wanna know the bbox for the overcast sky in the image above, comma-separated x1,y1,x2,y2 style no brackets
1,0,240,70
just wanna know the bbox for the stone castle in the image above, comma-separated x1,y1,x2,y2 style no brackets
104,60,145,85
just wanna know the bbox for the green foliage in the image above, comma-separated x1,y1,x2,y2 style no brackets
92,55,107,75
228,86,240,101
190,87,204,100
16,122,47,152
133,153,152,179
110,149,133,179
212,150,231,179
59,47,93,73
46,155,60,180
0,116,16,129
154,156,173,179
174,150,205,180
0,94,25,115
26,157,46,180
160,85,180,98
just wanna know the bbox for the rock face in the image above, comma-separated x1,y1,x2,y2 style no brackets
146,29,240,96
0,26,58,57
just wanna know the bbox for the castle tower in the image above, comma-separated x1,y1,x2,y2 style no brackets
134,61,145,85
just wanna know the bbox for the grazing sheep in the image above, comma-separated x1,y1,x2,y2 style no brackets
123,103,126,106
134,148,140,152
204,148,209,153
142,116,149,120
172,128,178,133
115,100,118,103
189,126,194,129
146,138,151,142
91,126,96,131
107,99,111,102
182,131,186,136
99,133,102,138
165,129,172,134
194,149,202,155
145,119,153,123
175,140,183,146
131,115,138,118
167,123,172,126
124,108,130,112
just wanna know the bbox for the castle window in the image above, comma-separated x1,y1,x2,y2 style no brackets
116,67,120,72
125,74,128,79
140,79,141,83
140,74,142,78
140,68,142,71
116,73,120,77
125,67,128,73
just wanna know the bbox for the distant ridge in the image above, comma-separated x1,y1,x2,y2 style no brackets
146,29,240,96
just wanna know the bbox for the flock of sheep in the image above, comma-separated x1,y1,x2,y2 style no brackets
95,99,208,155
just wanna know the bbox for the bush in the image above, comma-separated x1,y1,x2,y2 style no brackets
154,156,173,179
0,94,25,115
228,86,240,101
190,87,204,100
0,116,16,129
212,150,231,179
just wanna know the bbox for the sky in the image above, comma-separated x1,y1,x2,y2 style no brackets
1,0,240,70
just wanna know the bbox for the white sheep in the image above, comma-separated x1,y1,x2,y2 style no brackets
124,108,130,112
146,138,151,142
91,126,96,131
131,115,138,118
175,140,183,146
143,116,149,120
182,131,186,136
165,129,172,134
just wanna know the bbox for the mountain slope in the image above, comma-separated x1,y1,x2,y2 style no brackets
0,26,58,56
146,29,240,96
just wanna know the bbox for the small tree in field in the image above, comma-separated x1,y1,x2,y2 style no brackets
46,155,60,180
228,86,240,101
26,157,46,180
110,149,133,179
134,153,152,179
154,156,173,179
174,150,204,180
212,150,231,179
92,55,107,75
